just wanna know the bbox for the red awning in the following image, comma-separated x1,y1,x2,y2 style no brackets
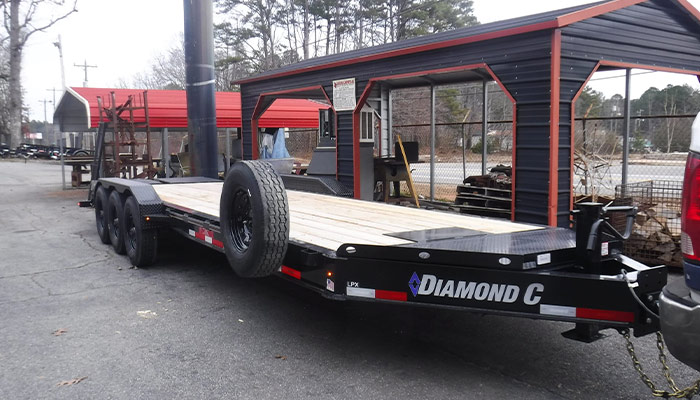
54,87,324,131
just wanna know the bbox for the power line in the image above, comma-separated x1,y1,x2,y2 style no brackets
588,70,657,82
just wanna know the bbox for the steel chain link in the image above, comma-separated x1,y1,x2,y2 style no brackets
657,332,681,393
620,329,700,398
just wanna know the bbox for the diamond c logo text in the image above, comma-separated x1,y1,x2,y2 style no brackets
408,273,544,305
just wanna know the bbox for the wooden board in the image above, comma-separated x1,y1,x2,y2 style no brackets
152,182,540,251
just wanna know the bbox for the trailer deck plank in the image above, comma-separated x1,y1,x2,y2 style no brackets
152,182,540,251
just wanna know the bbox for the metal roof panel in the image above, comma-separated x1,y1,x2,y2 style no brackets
53,87,324,131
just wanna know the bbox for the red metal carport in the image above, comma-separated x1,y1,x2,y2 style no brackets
54,87,325,132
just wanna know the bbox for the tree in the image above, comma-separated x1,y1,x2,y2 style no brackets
216,0,281,72
353,0,389,47
210,0,478,78
575,87,604,118
121,39,186,90
0,43,10,144
659,84,694,152
147,39,187,90
633,84,696,152
393,0,477,41
1,0,77,149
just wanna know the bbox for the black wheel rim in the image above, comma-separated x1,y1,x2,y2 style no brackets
125,207,136,252
230,189,252,252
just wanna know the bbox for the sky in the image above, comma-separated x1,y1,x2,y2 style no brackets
20,0,700,121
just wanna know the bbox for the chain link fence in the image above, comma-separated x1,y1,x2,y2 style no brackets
391,83,513,202
284,128,317,164
573,115,692,201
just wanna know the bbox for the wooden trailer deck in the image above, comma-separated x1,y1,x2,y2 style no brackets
152,182,541,251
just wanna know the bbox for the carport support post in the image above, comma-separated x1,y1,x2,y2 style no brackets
388,89,393,156
162,128,170,177
430,83,436,201
482,80,488,175
622,68,631,189
225,128,231,174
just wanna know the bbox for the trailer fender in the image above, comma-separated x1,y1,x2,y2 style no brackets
97,178,164,219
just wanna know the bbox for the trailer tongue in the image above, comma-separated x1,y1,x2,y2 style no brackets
81,160,666,343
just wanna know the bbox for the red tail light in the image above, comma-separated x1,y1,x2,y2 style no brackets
682,152,700,261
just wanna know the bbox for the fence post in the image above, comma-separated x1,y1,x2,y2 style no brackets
482,80,488,175
622,68,632,191
462,122,467,181
430,83,436,201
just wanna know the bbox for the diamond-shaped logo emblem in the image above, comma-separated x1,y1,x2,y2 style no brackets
408,272,421,297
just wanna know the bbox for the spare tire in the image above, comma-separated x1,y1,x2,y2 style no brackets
220,160,289,278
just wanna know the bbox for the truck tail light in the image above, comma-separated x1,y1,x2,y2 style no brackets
682,152,700,261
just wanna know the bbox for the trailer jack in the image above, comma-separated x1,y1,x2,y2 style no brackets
562,323,606,343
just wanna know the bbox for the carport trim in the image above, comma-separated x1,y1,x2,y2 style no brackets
549,29,562,227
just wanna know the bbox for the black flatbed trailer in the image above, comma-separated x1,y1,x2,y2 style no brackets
81,161,667,342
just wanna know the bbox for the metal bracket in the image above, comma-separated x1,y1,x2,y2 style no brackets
562,323,607,343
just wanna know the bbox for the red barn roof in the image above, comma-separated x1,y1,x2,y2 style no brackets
54,87,324,131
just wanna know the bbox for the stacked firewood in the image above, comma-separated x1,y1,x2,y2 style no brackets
627,204,682,267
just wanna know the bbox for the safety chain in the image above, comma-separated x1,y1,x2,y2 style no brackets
620,329,700,398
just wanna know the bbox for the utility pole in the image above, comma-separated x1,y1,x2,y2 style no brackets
74,59,97,87
53,36,67,190
38,99,53,144
47,88,59,145
53,35,66,89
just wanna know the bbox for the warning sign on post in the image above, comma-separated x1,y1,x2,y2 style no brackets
333,78,356,111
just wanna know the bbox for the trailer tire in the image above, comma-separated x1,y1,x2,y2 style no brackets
106,190,126,254
220,160,289,278
123,196,158,267
94,186,111,244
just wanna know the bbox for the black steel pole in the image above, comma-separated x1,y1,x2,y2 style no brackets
482,80,488,175
622,68,631,189
183,0,218,178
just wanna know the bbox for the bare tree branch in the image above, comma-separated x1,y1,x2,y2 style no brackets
23,0,77,43
2,1,11,35
1,0,78,148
